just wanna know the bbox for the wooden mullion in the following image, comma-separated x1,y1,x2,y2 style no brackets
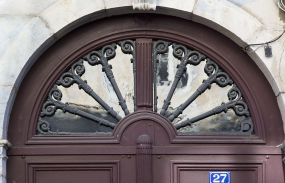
135,39,153,110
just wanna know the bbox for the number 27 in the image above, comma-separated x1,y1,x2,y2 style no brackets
213,174,227,183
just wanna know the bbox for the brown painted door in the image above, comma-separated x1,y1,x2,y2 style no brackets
7,15,285,183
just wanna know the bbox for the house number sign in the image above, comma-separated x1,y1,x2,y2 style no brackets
209,172,231,183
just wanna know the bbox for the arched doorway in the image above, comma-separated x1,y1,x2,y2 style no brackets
7,14,284,183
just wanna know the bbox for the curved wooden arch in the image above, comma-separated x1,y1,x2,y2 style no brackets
7,14,285,183
113,110,177,144
7,14,283,148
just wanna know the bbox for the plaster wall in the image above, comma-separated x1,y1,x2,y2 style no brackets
1,0,285,182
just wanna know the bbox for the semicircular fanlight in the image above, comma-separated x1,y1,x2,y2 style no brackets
37,40,253,135
153,40,253,135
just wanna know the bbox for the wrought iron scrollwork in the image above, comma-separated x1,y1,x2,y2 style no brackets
40,85,116,129
240,117,254,134
160,43,206,115
83,44,130,115
37,41,138,135
154,40,253,134
167,59,233,121
37,118,58,135
118,40,136,111
37,39,253,135
174,85,251,131
153,40,171,112
56,60,122,121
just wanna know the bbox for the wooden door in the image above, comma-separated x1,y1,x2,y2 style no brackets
7,14,284,183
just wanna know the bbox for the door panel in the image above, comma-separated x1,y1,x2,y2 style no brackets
153,155,284,183
36,171,112,183
179,171,255,183
8,155,136,183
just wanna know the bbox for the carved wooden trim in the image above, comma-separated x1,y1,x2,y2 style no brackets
135,39,153,110
136,135,152,183
8,145,283,156
25,110,265,145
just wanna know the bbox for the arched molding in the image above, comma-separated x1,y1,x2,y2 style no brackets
1,0,285,142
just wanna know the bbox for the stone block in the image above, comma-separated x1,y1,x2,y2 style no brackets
40,0,105,34
239,0,283,25
0,128,4,143
104,0,132,9
246,29,281,76
0,17,53,86
157,0,196,13
0,17,31,58
272,76,285,96
277,93,285,132
0,0,60,16
0,116,3,138
193,0,263,46
279,41,285,94
0,86,14,105
0,103,6,117
0,176,6,183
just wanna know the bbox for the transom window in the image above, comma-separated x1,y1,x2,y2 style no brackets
37,40,252,135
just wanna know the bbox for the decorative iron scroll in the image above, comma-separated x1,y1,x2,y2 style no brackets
37,39,253,135
83,44,130,115
37,40,136,135
56,60,122,121
159,43,206,116
119,40,136,111
167,59,233,122
153,40,171,112
154,41,253,134
173,85,252,133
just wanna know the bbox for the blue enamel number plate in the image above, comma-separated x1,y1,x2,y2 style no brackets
209,172,231,183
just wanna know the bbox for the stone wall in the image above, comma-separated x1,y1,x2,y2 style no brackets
1,0,285,182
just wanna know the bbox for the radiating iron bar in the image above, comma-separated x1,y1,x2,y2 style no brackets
168,59,233,121
160,43,206,115
56,60,122,121
118,40,136,111
153,40,171,112
83,44,130,115
40,85,116,128
174,85,250,129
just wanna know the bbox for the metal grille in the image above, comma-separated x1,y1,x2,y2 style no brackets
153,41,252,134
37,40,253,135
37,41,136,135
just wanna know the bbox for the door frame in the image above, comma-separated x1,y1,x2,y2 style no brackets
7,13,285,183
